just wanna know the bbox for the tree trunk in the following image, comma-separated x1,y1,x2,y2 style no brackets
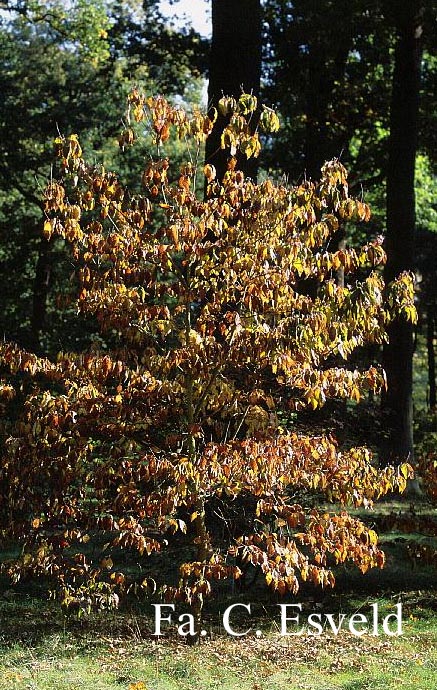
304,36,351,181
382,2,423,462
187,496,213,646
427,309,436,409
30,236,52,353
184,290,212,645
205,0,261,182
304,47,330,181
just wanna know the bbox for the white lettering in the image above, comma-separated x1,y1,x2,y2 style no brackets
348,613,368,637
153,604,175,636
370,603,379,635
222,603,252,637
307,612,323,636
382,604,403,636
177,613,196,637
278,604,305,636
325,613,346,635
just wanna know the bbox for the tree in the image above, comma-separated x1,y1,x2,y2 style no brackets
382,0,424,462
0,1,112,351
0,91,415,640
0,0,208,353
205,0,262,181
109,0,209,94
263,0,436,463
262,0,393,184
0,0,113,64
262,1,393,300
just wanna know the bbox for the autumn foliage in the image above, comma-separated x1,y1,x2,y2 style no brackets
0,91,415,628
417,452,437,502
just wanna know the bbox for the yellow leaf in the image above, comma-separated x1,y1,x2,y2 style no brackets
400,462,411,479
43,219,53,239
100,557,113,569
368,529,378,546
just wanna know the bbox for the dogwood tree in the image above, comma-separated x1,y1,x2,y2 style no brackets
0,91,414,638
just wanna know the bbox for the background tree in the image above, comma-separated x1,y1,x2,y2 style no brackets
0,0,112,351
0,0,207,353
205,0,262,181
382,0,424,462
262,0,437,460
262,0,393,185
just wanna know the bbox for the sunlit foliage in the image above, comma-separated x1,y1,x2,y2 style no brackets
0,92,415,628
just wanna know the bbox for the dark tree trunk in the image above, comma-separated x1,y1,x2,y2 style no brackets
427,309,436,409
206,0,262,182
382,2,423,462
304,39,350,181
30,236,52,352
304,48,330,181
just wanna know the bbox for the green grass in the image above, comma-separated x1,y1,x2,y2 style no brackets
1,497,436,690
0,592,436,690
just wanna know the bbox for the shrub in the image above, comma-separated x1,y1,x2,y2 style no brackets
0,91,415,635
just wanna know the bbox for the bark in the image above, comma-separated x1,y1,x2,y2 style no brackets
334,229,346,288
304,37,351,180
304,48,331,181
187,496,213,646
427,310,436,409
382,2,423,462
30,236,52,352
205,0,262,182
184,287,212,644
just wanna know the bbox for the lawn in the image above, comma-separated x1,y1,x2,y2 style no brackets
1,499,436,690
0,588,436,690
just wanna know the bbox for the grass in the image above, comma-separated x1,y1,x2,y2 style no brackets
0,587,436,690
0,498,436,690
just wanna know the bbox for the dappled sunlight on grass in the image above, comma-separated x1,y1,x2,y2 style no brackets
0,594,436,690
